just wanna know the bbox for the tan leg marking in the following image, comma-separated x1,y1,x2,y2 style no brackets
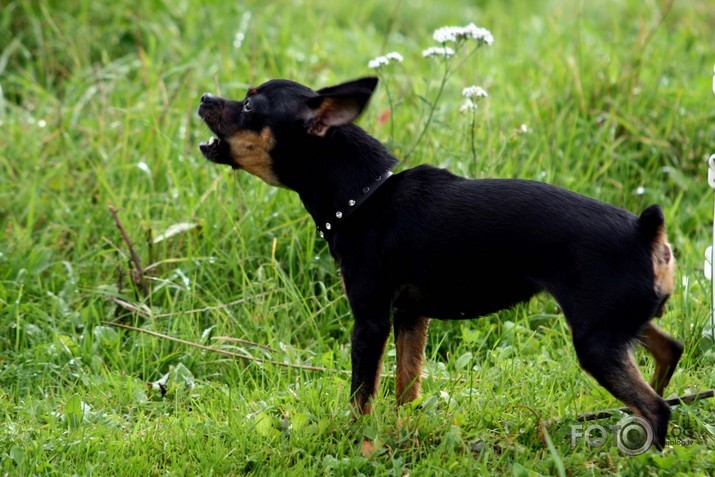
639,322,683,396
396,317,430,405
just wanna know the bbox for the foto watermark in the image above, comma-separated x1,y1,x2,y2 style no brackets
571,416,654,455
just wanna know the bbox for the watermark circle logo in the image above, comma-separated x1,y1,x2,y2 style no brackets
584,424,608,448
615,416,653,455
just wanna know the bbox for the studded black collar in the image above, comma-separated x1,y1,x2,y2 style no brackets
316,170,394,239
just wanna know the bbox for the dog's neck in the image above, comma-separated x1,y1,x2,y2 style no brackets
313,170,393,238
279,124,398,239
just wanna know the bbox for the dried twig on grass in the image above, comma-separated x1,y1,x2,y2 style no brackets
575,389,715,422
111,297,152,319
107,293,277,353
514,389,715,452
109,294,268,322
108,205,148,297
101,321,343,374
152,294,268,318
212,336,278,352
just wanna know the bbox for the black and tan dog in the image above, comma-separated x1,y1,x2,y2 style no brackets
197,77,682,449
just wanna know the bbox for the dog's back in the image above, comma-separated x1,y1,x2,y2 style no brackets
340,166,668,328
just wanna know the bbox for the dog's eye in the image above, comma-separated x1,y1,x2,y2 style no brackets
243,100,253,112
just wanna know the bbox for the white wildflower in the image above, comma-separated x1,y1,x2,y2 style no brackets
468,25,494,45
519,124,529,134
635,186,646,196
459,99,477,112
462,85,488,99
422,46,455,58
433,23,494,45
434,24,481,43
368,51,403,69
433,26,460,43
386,52,403,62
368,56,389,69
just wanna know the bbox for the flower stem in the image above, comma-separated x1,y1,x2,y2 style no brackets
382,74,396,143
470,111,477,173
403,40,483,163
403,55,453,162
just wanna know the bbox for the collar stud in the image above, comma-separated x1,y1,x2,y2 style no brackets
316,170,393,239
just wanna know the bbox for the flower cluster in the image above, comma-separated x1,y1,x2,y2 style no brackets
368,52,404,69
421,46,456,58
462,85,488,99
460,85,488,112
363,21,494,160
433,23,494,46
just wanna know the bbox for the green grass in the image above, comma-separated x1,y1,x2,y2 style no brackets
1,0,715,474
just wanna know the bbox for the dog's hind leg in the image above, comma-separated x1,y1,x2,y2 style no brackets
394,313,430,405
638,322,683,396
574,331,671,449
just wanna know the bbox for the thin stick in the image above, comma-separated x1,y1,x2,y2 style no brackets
212,336,277,352
575,390,715,422
112,297,152,318
100,314,508,382
109,293,268,320
152,294,268,318
108,205,148,296
101,321,341,374
108,293,277,352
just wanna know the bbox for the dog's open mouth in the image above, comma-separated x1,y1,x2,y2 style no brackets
198,134,234,167
199,135,221,157
197,94,236,168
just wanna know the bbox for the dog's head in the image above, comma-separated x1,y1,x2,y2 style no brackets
197,77,378,187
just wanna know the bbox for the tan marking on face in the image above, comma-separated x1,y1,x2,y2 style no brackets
395,316,430,405
651,225,675,297
226,127,281,186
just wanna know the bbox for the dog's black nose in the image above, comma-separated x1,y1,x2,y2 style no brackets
201,93,214,103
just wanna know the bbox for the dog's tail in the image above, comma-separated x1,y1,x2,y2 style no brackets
639,204,675,316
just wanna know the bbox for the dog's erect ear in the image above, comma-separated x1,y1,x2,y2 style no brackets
303,77,378,137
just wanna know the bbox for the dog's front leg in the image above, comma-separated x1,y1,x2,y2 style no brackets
348,299,391,416
638,321,683,396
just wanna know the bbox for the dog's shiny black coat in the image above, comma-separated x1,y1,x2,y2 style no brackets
197,77,681,449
